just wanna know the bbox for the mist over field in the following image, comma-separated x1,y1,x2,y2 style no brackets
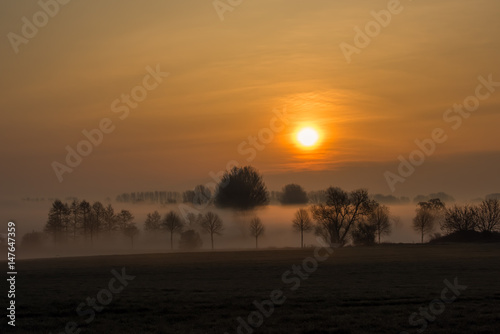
2,0,500,332
2,198,442,260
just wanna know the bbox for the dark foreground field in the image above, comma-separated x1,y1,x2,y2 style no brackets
3,244,500,333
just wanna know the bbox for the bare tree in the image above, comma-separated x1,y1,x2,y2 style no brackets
418,198,446,229
477,199,500,232
292,208,314,248
311,187,376,247
413,208,436,243
249,217,265,248
200,212,224,250
162,211,184,250
442,205,478,234
368,205,392,244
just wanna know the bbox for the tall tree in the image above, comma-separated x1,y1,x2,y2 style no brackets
215,166,269,210
200,211,224,250
249,217,265,248
311,187,376,247
102,204,118,234
79,200,92,240
90,201,105,242
116,210,134,230
162,211,184,250
44,200,70,243
368,205,392,244
292,208,314,248
413,208,436,243
68,199,81,241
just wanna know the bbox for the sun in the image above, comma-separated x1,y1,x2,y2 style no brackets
297,127,319,147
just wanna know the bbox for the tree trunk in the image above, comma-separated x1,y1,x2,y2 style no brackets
170,232,173,250
255,236,258,249
301,230,304,248
211,233,214,250
421,230,424,244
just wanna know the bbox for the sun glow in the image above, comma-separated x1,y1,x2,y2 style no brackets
297,127,319,147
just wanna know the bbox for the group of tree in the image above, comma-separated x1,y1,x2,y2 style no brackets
144,209,266,250
412,198,500,243
44,199,138,246
288,187,395,248
145,210,224,250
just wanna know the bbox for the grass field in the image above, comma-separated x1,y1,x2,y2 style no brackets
4,243,500,333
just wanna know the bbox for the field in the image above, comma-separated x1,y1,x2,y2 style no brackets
5,243,500,333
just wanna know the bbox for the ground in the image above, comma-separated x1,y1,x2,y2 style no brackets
3,243,500,333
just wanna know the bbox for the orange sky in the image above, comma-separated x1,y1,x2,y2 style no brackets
1,0,500,200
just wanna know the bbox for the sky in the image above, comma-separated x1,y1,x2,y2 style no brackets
1,0,500,201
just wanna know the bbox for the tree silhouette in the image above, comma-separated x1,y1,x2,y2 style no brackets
249,217,265,248
200,211,224,250
477,199,500,232
311,187,376,247
122,223,139,248
44,200,69,243
368,205,392,244
68,199,81,241
79,200,92,240
162,211,184,250
281,184,308,205
144,210,162,231
116,210,134,230
101,204,118,235
413,207,436,243
442,205,477,234
215,166,269,210
90,201,105,241
292,208,314,248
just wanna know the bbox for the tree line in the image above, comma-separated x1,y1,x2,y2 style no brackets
43,199,139,246
35,166,500,250
412,198,500,243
